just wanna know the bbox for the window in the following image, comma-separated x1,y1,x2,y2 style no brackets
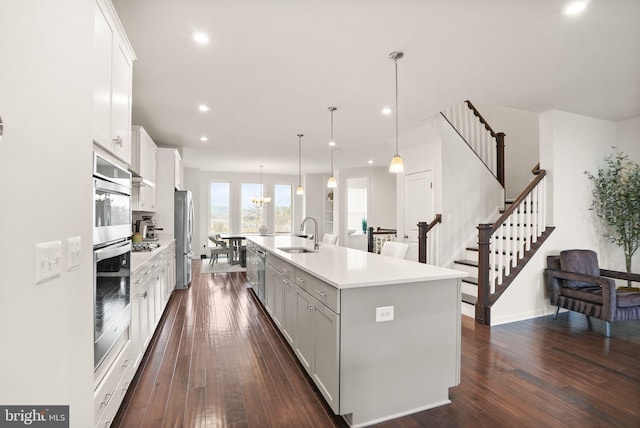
274,184,292,233
210,181,230,234
241,183,264,233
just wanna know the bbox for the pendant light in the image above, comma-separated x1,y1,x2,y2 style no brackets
327,106,338,188
389,51,405,173
296,133,304,195
251,165,271,207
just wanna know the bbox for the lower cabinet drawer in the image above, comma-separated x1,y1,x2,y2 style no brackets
94,341,133,423
294,268,340,313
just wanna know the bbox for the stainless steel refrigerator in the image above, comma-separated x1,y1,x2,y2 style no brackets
175,190,194,289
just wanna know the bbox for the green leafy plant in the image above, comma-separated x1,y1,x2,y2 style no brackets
585,151,640,275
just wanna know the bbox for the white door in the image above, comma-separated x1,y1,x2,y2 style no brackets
404,171,434,262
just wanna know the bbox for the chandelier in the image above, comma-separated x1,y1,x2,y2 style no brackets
252,165,271,207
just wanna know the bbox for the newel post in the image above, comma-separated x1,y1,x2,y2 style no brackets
417,222,427,264
367,227,374,253
496,132,506,188
476,223,492,325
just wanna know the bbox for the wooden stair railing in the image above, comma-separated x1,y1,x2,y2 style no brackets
442,100,506,187
367,227,397,254
476,166,555,325
417,214,442,264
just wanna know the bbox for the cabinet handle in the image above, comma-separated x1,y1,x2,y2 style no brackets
121,359,130,368
112,136,122,146
142,291,148,299
99,392,112,406
296,277,305,284
314,289,327,298
121,381,130,393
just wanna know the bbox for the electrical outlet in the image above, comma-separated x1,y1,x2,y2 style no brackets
35,241,62,284
375,306,394,322
67,236,81,271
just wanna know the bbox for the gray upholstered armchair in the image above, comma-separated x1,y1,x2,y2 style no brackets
544,249,640,337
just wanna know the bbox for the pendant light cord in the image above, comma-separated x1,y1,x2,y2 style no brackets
394,57,399,157
297,134,303,186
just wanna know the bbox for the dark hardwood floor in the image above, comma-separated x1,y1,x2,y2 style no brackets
113,260,640,428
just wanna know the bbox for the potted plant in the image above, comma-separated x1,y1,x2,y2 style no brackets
585,151,640,282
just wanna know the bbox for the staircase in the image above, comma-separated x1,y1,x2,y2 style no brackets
442,101,554,324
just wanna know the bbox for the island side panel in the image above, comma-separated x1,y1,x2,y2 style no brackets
339,278,461,427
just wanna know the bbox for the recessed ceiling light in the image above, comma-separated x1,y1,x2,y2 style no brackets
368,160,373,164
193,32,210,44
198,104,210,112
329,140,336,147
563,1,588,16
200,136,208,142
381,107,392,115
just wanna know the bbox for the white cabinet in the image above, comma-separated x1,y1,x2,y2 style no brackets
324,197,334,234
265,262,283,328
174,150,184,190
94,341,135,427
294,285,340,413
282,275,296,345
93,0,135,164
131,126,158,212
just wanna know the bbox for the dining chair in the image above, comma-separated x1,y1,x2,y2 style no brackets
380,241,409,259
322,233,339,245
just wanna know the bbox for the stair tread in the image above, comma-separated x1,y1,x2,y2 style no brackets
461,293,477,305
462,276,478,285
455,259,478,267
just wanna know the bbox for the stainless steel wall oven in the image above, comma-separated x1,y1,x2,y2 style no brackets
92,152,132,369
94,239,131,368
93,152,132,246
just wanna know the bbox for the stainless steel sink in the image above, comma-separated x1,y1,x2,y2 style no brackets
278,247,317,254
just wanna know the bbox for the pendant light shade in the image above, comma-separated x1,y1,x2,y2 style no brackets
327,106,338,188
296,133,304,195
389,51,405,173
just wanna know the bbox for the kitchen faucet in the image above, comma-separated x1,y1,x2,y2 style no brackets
300,216,319,250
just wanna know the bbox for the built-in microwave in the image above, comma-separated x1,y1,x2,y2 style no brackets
93,153,132,246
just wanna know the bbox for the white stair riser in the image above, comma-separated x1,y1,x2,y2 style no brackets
454,263,478,277
461,282,478,297
461,301,475,318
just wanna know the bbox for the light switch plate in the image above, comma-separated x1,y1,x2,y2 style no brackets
35,241,62,284
376,306,394,322
67,236,81,271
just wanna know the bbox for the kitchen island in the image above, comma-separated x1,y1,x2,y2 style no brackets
246,236,466,428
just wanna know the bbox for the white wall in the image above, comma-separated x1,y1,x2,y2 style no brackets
337,167,396,247
475,102,540,200
304,173,328,237
439,115,505,267
395,119,442,254
492,110,638,324
0,0,95,424
617,116,640,161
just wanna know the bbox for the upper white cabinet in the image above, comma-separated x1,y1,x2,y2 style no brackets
174,150,184,190
131,126,157,212
132,126,157,183
93,0,135,164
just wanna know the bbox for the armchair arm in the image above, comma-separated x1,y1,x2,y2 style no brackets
600,269,640,284
544,269,617,320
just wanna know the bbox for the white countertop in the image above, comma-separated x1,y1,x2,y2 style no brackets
248,235,466,289
131,239,175,272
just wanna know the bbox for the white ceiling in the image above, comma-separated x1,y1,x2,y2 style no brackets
112,0,640,174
